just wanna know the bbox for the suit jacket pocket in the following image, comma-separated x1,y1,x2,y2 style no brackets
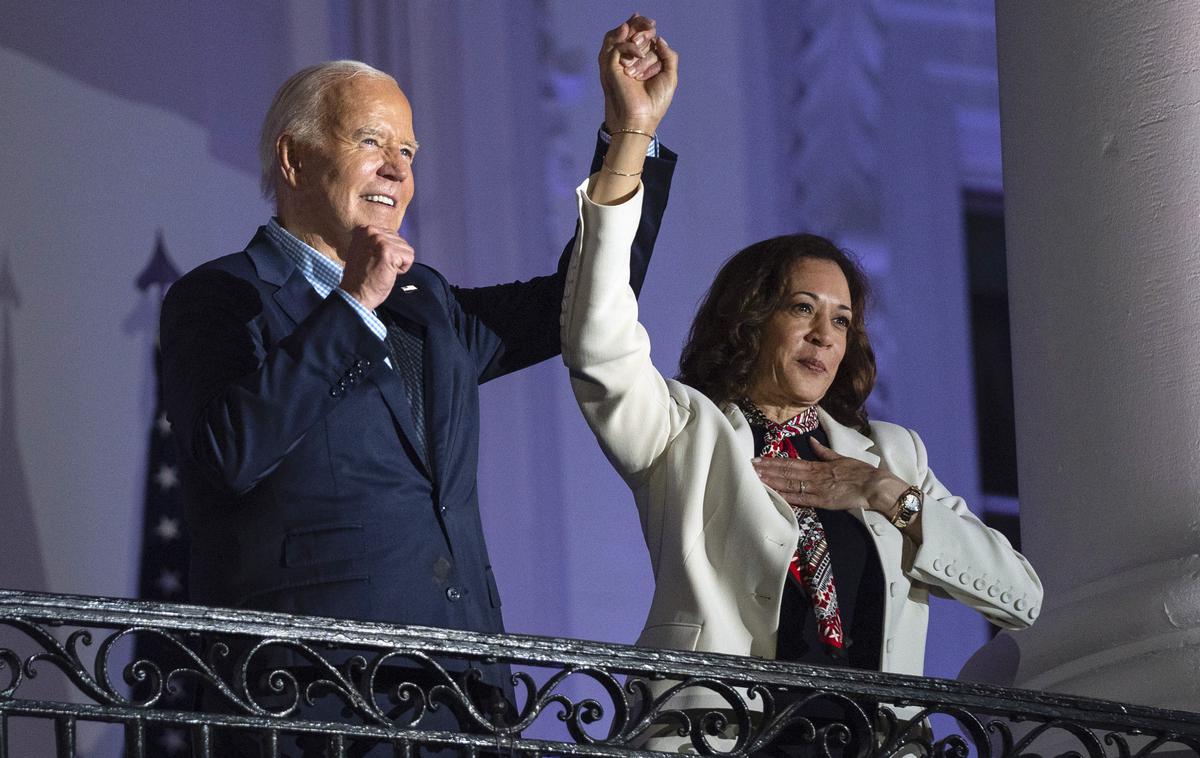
283,524,365,567
638,621,702,652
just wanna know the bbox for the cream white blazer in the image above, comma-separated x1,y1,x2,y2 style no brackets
561,181,1043,683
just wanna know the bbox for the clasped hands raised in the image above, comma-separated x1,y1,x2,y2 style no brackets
600,14,677,136
340,14,675,310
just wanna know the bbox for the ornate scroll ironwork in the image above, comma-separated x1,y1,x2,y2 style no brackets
0,588,1197,757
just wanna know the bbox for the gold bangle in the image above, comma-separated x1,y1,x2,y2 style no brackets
601,161,643,177
611,127,655,140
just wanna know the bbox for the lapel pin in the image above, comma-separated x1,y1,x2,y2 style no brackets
400,284,418,292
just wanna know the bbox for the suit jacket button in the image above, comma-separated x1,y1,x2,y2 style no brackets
446,587,462,601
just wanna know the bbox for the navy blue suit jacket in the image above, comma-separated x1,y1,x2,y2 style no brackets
159,142,675,650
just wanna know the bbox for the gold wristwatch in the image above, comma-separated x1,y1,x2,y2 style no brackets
890,485,923,529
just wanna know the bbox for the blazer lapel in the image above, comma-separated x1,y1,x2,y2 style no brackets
723,403,799,527
816,409,900,539
723,404,886,528
817,408,880,467
246,229,434,477
245,230,324,327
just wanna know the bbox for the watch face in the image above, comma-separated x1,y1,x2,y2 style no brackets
893,488,921,527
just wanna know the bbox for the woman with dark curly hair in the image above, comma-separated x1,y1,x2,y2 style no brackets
568,26,1040,751
677,233,877,436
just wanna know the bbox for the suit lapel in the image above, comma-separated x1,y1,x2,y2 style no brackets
726,401,902,571
246,229,434,477
816,409,896,537
723,403,799,526
817,408,880,468
724,404,885,528
245,230,325,327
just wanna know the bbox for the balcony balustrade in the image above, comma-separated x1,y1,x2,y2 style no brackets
0,589,1196,757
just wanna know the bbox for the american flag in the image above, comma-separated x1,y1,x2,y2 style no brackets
132,232,192,756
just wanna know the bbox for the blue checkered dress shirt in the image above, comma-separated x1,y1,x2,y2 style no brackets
263,218,388,343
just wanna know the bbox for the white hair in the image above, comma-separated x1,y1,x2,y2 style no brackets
258,60,396,200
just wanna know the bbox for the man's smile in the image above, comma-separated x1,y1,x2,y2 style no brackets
362,194,396,207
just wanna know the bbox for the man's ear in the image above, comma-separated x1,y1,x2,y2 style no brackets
277,134,303,190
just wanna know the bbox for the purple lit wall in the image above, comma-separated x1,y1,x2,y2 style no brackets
1,2,1008,752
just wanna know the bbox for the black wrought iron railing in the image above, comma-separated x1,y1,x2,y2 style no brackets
0,588,1197,757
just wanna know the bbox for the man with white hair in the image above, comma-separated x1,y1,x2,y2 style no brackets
159,18,673,751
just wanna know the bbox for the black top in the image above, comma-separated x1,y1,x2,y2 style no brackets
750,425,885,670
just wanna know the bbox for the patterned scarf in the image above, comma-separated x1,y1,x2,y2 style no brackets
740,400,846,655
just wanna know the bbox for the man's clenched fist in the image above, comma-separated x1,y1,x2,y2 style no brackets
338,225,415,310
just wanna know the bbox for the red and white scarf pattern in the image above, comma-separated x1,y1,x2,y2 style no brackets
740,401,846,654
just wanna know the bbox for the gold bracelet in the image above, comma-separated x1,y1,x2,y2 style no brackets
601,161,643,177
611,127,655,140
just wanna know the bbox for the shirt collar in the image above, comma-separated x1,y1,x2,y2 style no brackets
264,218,344,298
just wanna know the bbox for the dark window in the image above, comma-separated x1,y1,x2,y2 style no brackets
963,191,1018,498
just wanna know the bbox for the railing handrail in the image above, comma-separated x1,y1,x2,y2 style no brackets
1,586,1196,736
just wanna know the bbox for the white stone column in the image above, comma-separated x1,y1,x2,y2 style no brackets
967,2,1200,712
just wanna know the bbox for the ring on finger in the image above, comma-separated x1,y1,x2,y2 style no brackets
799,480,808,495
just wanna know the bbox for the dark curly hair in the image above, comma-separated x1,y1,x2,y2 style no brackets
676,234,876,434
